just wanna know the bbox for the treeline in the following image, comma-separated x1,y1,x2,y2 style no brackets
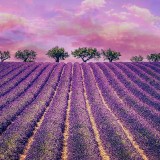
0,47,160,62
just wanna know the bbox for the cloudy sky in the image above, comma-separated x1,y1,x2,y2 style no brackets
0,0,160,62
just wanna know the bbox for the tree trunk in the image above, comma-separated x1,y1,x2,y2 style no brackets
24,58,28,62
56,57,59,62
82,58,87,62
109,59,113,62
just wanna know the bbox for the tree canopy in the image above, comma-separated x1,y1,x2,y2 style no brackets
102,48,121,62
0,51,10,62
46,46,69,62
130,55,143,62
147,53,160,62
71,47,100,62
15,49,37,62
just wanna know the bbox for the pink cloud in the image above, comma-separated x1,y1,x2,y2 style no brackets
123,5,160,25
71,20,160,61
77,0,107,15
0,1,160,62
105,9,130,21
81,0,106,9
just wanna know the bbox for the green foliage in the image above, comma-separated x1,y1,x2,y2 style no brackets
130,55,143,62
0,51,10,62
147,53,160,62
15,49,37,62
102,48,121,62
46,46,69,62
71,47,100,62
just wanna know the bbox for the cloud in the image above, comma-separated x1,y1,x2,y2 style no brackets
1,2,160,62
77,0,107,15
123,5,160,25
71,20,160,61
0,13,26,31
105,9,130,21
82,0,106,8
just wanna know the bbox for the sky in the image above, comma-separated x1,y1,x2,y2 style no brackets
0,0,160,62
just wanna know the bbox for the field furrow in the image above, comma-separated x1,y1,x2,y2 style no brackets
92,63,160,159
63,63,101,160
82,63,144,160
90,65,149,160
61,64,73,160
114,63,160,99
0,64,57,134
104,63,160,110
137,63,160,81
96,63,160,131
143,63,160,73
82,67,110,160
123,63,160,90
25,63,72,160
0,63,50,110
0,62,159,160
0,63,32,87
0,63,23,78
0,63,40,96
0,63,64,159
0,63,27,80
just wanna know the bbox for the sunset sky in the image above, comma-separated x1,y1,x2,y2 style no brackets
0,0,160,62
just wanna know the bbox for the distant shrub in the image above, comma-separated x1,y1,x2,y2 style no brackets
0,51,10,62
130,55,143,62
15,49,37,62
102,48,121,62
72,47,100,62
147,53,160,62
46,46,69,62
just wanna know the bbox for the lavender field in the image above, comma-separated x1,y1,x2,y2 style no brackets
0,62,160,160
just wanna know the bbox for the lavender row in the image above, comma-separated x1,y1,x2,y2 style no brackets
0,63,23,79
130,62,160,81
123,63,160,90
104,63,160,110
0,63,64,160
142,62,160,73
0,62,16,74
0,63,32,87
67,63,101,160
0,63,49,109
114,63,160,99
82,63,142,160
0,64,56,134
95,63,160,132
96,62,160,133
91,63,160,159
0,63,39,96
26,63,72,160
101,63,160,110
0,62,17,72
137,63,160,81
149,62,160,68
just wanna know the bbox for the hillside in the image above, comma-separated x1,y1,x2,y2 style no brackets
0,62,160,160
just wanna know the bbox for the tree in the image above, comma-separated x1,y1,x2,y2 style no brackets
71,47,100,62
102,48,121,62
46,46,69,62
15,49,37,62
147,53,160,62
0,51,10,62
130,55,143,62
